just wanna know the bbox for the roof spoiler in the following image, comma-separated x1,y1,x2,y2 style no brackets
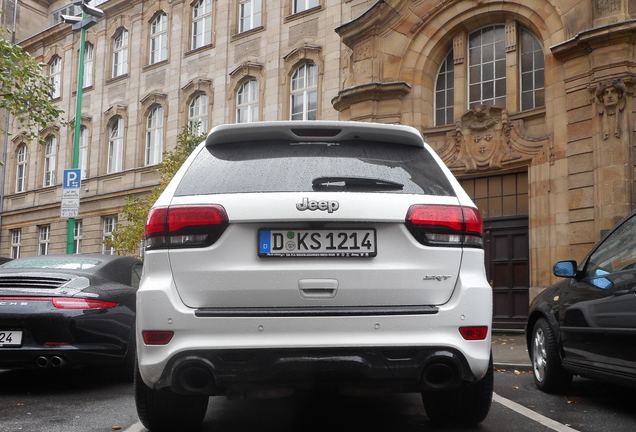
205,121,424,148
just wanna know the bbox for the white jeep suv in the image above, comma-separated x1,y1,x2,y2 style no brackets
135,121,493,431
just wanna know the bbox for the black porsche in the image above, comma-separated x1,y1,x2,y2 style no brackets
526,210,636,392
0,254,142,378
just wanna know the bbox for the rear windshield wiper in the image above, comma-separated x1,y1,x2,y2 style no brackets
311,176,404,191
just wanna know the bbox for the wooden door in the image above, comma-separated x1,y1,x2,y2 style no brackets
460,172,530,330
485,217,529,329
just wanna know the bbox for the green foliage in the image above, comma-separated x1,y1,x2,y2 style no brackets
107,126,206,255
0,37,64,140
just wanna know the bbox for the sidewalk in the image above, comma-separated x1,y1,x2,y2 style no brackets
492,332,531,369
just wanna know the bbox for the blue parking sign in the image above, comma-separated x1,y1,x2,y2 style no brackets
63,169,82,189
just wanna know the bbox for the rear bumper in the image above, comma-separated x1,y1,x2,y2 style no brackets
156,346,474,395
0,344,126,369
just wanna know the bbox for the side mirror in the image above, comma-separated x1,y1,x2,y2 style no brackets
553,260,577,278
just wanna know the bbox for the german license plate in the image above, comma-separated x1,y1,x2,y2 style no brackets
0,330,22,347
259,229,376,257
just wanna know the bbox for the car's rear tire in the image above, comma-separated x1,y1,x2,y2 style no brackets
134,365,209,432
422,356,493,426
531,318,572,393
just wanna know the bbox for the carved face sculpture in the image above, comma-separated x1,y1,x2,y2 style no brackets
602,86,619,107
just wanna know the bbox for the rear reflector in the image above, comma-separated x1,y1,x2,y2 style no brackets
142,330,174,345
145,205,228,250
459,326,489,340
405,204,483,248
0,296,117,309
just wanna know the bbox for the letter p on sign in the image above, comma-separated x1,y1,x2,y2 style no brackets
63,169,82,189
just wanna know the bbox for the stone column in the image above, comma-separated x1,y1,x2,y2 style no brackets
590,78,634,231
504,20,518,113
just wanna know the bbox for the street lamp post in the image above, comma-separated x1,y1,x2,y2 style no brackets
62,1,103,254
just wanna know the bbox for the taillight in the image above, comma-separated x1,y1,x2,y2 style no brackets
0,296,117,309
142,330,174,345
145,205,228,250
405,204,483,248
51,298,118,309
459,326,489,340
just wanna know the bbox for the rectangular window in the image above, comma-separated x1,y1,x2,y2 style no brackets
10,229,21,259
192,0,213,49
150,14,168,64
468,25,506,109
38,225,50,256
112,30,129,78
108,118,124,174
50,5,81,25
43,136,56,187
293,0,319,14
102,216,118,255
74,220,82,254
83,43,93,88
239,0,261,33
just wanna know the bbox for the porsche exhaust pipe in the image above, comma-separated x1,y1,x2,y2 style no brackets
50,356,65,368
35,356,50,368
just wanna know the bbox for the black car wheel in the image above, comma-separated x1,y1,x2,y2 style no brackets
135,365,209,432
422,355,493,426
531,318,572,393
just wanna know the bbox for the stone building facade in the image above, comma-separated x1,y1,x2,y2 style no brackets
2,0,635,328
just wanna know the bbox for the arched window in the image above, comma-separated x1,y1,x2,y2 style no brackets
192,0,212,50
520,29,545,111
468,25,506,109
236,79,259,123
49,56,61,99
435,51,454,126
108,117,124,174
79,126,89,179
83,42,94,88
239,0,261,33
290,63,317,120
149,13,168,64
112,29,129,78
145,106,164,166
188,94,209,134
43,136,56,187
15,144,27,193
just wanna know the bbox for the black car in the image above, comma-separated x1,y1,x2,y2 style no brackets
0,254,142,378
526,211,636,392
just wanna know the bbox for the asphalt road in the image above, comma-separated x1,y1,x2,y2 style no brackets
1,368,635,432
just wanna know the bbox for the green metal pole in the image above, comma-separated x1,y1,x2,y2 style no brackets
66,14,86,254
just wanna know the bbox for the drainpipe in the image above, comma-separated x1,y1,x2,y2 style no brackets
0,0,19,253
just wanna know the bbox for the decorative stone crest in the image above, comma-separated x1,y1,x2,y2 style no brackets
591,79,627,140
436,105,548,172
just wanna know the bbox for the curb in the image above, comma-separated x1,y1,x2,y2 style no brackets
494,362,532,371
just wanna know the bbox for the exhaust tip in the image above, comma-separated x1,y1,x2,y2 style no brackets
50,356,65,368
421,352,462,390
173,360,217,395
35,356,49,368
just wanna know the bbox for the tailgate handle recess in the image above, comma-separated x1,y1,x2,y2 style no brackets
299,279,338,298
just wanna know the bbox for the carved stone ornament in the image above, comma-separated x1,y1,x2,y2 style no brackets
591,78,628,140
436,105,548,172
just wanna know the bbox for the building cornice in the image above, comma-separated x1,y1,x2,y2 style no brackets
331,81,411,111
335,1,402,48
551,19,636,60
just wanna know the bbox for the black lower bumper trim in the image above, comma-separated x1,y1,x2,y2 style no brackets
156,346,474,396
194,305,439,317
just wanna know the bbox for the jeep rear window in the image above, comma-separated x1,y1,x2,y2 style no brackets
175,141,455,196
